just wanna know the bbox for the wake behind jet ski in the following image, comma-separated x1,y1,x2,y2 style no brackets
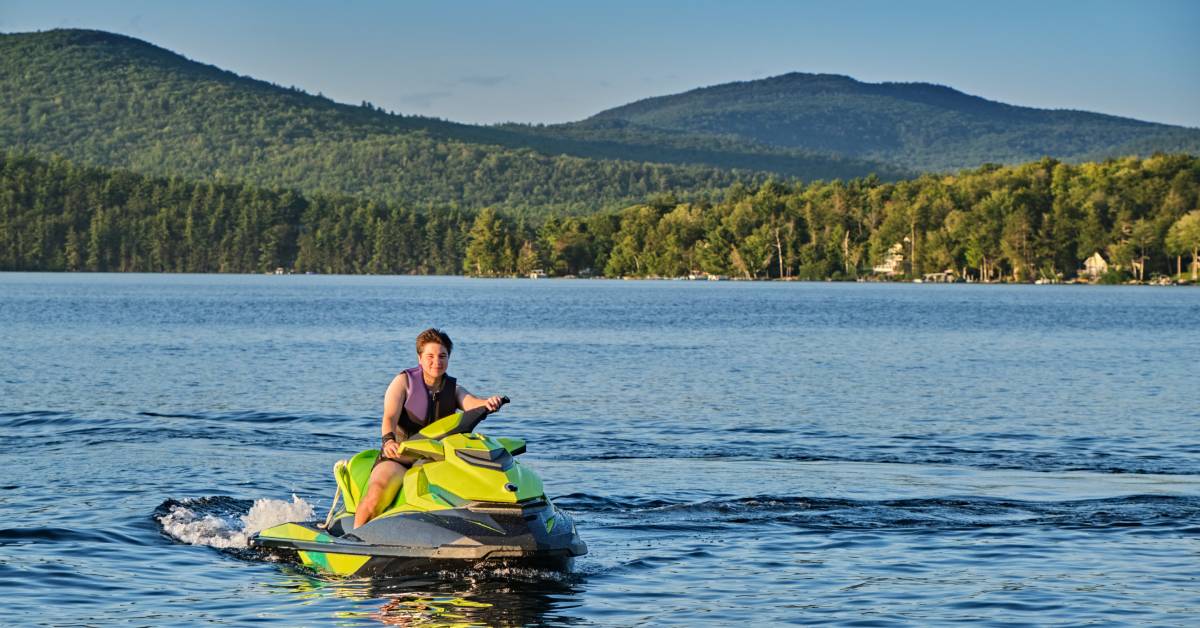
250,399,586,576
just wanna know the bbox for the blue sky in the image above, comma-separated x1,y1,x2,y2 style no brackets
3,0,1198,127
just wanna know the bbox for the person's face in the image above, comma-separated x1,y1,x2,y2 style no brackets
419,342,449,379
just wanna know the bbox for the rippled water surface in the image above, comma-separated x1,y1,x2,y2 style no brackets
1,274,1198,626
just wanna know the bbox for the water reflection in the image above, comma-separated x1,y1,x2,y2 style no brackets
266,563,584,626
367,595,492,627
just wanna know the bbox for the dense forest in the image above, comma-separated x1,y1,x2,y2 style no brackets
463,153,1200,282
4,152,1198,281
0,153,471,274
0,29,904,217
6,29,1199,222
582,72,1200,172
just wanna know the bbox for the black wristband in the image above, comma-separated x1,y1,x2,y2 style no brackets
382,431,397,443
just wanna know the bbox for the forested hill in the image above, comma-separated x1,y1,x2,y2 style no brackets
5,151,1198,282
0,29,730,215
0,29,903,216
579,72,1200,172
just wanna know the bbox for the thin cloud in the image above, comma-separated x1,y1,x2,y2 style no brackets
641,73,681,84
458,74,508,88
398,90,455,108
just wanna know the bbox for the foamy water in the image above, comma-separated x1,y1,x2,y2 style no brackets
157,495,315,549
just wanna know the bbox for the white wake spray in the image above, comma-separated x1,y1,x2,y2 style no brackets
158,495,315,549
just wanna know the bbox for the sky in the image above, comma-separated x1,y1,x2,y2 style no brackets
3,0,1198,128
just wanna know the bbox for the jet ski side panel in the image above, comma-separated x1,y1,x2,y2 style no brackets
298,548,373,575
251,522,373,575
251,503,586,576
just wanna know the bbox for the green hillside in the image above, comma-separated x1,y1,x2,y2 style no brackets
582,72,1200,172
0,29,732,215
0,29,902,216
495,117,911,180
6,151,1197,282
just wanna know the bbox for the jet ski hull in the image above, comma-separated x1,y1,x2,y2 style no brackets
251,502,586,576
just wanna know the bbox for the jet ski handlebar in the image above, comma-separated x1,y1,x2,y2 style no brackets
456,395,510,433
415,396,510,440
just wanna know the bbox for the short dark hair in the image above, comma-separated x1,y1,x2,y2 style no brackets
415,328,452,355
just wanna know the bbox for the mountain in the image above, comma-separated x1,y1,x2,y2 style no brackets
0,30,901,217
4,29,1193,215
576,72,1200,172
496,116,909,181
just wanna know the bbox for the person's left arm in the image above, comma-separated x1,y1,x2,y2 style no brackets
457,385,504,412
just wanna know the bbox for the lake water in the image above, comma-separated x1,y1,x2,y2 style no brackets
1,273,1198,626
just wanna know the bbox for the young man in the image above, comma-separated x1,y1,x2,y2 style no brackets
353,328,503,528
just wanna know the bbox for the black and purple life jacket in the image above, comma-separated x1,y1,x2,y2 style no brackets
397,365,458,437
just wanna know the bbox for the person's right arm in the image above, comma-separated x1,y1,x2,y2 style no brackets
380,373,407,459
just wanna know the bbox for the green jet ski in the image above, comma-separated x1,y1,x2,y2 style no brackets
250,399,587,576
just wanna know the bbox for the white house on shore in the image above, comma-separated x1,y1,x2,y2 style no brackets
1081,252,1108,279
872,242,906,276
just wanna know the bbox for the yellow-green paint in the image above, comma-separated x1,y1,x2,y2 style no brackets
418,433,544,503
298,549,371,575
372,596,493,624
417,412,465,438
330,429,544,522
496,436,525,453
466,518,504,534
256,522,326,543
397,438,445,459
255,522,372,575
335,449,380,513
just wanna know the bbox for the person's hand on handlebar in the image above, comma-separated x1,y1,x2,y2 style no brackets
484,395,505,412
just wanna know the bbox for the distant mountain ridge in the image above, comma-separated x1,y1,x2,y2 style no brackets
575,72,1200,171
1,28,1195,217
0,29,902,217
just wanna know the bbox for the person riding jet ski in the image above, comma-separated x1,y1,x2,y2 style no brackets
250,328,586,575
355,327,504,529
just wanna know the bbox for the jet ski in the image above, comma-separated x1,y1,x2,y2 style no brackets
250,398,587,576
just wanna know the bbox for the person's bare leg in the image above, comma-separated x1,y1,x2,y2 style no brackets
354,460,406,529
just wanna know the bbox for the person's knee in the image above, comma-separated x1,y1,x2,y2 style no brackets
362,469,404,509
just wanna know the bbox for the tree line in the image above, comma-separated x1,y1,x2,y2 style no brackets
3,151,1199,281
465,153,1200,282
0,153,470,274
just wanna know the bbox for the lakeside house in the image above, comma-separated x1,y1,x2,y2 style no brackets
1081,252,1109,280
872,242,906,276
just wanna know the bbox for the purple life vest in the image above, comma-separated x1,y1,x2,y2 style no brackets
399,365,457,436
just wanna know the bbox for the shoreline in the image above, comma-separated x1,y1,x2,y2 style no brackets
2,269,1196,286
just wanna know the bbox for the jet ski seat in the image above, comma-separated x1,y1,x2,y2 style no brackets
334,449,379,514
